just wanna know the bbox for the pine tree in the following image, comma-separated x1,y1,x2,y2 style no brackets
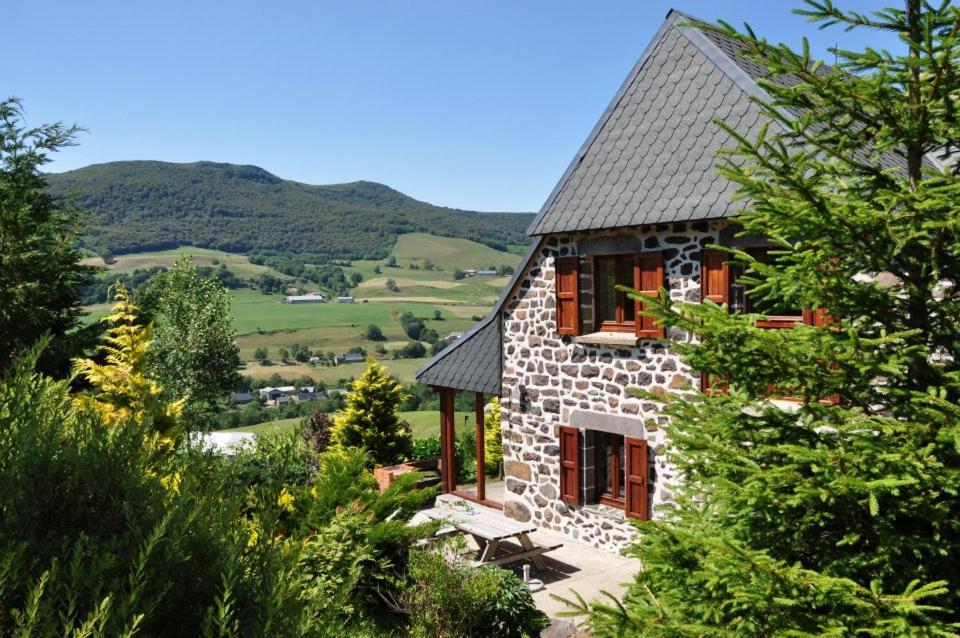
0,98,94,377
581,2,960,635
331,359,412,466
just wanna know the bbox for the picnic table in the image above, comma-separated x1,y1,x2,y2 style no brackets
413,504,561,570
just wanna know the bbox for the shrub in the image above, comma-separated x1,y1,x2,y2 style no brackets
403,546,548,638
411,435,441,461
364,324,385,341
483,397,503,476
302,408,333,453
0,345,305,637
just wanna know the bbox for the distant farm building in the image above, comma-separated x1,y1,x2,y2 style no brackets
285,292,326,304
229,391,253,404
308,356,322,364
444,332,465,343
336,352,366,365
336,296,355,303
475,269,498,276
258,385,324,406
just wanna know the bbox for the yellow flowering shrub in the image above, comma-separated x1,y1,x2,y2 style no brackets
72,284,183,453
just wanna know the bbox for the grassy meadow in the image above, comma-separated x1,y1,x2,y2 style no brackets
81,233,519,428
219,410,474,440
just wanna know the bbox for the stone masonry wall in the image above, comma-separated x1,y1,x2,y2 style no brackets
499,221,727,552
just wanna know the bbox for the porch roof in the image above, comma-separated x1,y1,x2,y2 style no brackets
415,312,501,394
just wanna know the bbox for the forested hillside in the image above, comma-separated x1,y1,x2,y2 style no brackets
46,161,533,258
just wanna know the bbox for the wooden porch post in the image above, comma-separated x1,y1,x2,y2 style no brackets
440,388,456,493
475,392,485,502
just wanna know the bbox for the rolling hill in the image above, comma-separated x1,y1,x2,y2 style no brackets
46,161,534,258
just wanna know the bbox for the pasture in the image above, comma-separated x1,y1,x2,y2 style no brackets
217,410,471,440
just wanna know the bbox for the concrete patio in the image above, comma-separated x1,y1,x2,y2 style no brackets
431,495,641,620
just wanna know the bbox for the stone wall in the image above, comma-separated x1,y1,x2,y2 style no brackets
499,221,727,552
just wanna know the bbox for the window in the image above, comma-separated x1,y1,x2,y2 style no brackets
596,432,625,507
595,255,635,331
555,251,664,339
558,426,652,520
702,248,807,329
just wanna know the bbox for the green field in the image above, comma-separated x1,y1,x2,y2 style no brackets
242,357,430,385
82,246,285,279
80,233,516,387
218,410,472,440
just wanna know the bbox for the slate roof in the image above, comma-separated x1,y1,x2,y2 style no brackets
415,314,501,394
527,10,774,235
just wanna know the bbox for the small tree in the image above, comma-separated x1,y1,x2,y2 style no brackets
278,347,290,362
452,269,465,281
385,255,398,268
253,346,268,362
137,257,240,427
364,324,385,341
331,359,412,466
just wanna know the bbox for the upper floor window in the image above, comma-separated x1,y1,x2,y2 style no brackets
702,247,808,329
555,251,664,339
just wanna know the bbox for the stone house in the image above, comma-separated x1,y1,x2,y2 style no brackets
415,9,838,552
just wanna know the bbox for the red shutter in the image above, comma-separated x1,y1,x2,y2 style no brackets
701,372,728,396
701,249,729,305
634,252,665,339
624,437,649,521
806,307,836,329
555,257,580,336
558,426,580,505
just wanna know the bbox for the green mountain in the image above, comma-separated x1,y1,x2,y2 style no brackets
46,161,534,258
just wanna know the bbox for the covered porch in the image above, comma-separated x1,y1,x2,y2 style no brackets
415,314,505,509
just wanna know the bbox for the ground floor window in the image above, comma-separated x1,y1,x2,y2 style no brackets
558,426,653,521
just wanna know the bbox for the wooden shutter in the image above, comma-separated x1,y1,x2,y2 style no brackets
558,426,580,505
701,372,728,396
624,437,649,521
634,252,665,339
555,257,580,336
701,249,729,305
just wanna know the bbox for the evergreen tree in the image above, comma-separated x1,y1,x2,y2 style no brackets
581,2,960,635
0,98,94,376
331,359,412,466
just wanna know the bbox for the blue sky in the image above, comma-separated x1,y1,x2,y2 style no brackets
6,1,898,212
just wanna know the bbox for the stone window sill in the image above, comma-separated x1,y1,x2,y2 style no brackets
581,502,626,522
574,332,640,347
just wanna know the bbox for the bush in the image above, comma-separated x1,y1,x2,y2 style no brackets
403,546,548,638
411,435,441,460
0,347,305,637
394,341,427,359
302,408,333,453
